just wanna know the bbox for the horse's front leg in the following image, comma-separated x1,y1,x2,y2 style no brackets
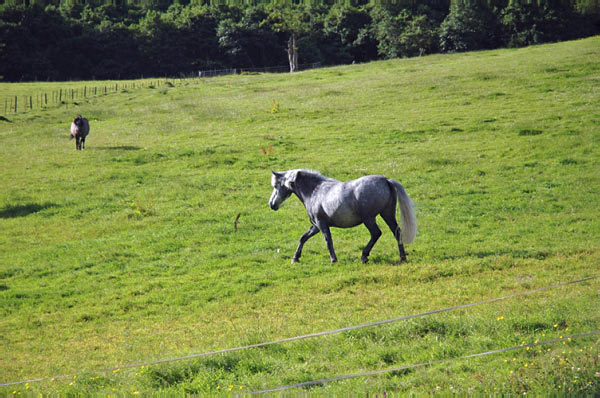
292,225,320,264
316,221,337,263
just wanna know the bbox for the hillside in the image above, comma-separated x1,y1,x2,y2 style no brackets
0,37,599,394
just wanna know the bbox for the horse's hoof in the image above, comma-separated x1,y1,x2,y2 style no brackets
399,256,407,263
361,257,369,264
291,258,299,264
330,258,338,263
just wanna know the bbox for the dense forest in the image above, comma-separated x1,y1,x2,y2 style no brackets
1,0,599,81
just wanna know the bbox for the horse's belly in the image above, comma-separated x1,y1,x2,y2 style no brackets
327,207,362,228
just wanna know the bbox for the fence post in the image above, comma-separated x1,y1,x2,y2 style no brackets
14,96,17,113
59,89,62,102
45,93,48,107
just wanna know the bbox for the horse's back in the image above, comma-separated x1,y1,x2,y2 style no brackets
319,175,394,227
80,118,90,137
350,175,394,213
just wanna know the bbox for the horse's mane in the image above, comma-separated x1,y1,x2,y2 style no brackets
295,169,321,177
292,169,335,182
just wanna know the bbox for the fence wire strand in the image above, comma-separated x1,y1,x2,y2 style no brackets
244,330,600,394
1,275,597,387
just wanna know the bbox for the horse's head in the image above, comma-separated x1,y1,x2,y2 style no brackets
269,171,295,210
70,116,80,140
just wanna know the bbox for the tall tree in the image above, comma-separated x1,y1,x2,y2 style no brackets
265,4,311,72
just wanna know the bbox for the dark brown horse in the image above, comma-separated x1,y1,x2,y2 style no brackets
70,115,90,150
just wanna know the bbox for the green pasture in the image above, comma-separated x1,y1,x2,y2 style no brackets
1,37,599,395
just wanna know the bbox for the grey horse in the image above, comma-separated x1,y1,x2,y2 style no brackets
70,115,90,150
269,169,417,264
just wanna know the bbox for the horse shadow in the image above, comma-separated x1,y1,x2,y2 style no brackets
0,203,58,219
94,146,142,151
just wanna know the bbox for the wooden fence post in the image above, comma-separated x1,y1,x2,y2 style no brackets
14,96,17,113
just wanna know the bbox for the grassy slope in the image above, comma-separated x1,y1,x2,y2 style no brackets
0,37,599,394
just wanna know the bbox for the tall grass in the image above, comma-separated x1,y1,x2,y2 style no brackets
0,37,599,395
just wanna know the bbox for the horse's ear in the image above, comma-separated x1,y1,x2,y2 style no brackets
271,171,281,187
283,170,298,190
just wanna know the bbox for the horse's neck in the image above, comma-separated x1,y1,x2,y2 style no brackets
294,173,329,203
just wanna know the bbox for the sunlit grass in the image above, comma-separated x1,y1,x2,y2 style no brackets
0,37,599,394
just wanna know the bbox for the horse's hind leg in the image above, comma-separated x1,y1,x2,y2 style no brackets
381,211,407,263
293,225,319,264
361,217,382,263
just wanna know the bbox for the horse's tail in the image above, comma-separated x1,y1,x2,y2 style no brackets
388,179,417,244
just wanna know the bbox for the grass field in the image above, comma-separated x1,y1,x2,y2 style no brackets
1,37,599,395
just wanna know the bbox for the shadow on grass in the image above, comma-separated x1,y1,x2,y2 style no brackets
95,145,142,151
440,249,550,261
0,203,58,218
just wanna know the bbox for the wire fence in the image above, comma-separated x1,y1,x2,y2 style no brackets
1,62,323,116
197,62,321,77
2,80,167,115
1,275,596,388
245,330,600,394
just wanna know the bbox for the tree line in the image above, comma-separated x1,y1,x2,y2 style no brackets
1,0,599,81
